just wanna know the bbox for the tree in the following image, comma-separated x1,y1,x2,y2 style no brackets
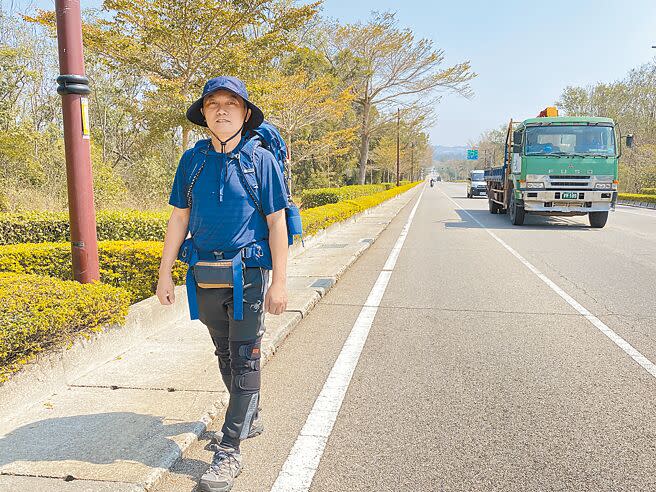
330,12,475,184
254,70,356,190
30,0,320,150
556,59,656,192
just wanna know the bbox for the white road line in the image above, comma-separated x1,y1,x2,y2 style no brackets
439,188,656,379
270,186,426,492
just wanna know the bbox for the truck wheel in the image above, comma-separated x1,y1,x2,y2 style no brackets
488,198,499,214
589,211,609,228
509,193,525,225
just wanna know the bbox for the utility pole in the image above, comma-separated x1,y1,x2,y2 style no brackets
55,0,100,283
410,142,415,182
396,108,400,186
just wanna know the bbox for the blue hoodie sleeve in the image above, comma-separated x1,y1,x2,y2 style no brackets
257,149,289,216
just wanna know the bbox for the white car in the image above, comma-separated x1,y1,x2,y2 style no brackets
467,170,486,198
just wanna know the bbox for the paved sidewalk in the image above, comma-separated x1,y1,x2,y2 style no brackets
0,186,421,492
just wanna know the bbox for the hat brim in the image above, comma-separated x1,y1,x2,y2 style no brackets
186,88,264,130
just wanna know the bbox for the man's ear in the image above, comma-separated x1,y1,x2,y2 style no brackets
245,108,251,122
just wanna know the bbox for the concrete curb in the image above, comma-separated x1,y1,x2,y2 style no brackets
617,200,656,209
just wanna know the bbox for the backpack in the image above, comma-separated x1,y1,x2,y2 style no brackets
185,122,303,246
238,121,303,246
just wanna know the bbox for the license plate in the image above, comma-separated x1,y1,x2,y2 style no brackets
562,192,578,199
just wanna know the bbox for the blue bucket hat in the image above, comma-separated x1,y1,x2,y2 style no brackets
186,76,264,130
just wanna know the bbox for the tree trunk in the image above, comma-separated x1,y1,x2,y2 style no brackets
182,126,190,151
357,100,371,185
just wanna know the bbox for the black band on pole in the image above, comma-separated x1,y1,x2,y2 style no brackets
57,74,91,95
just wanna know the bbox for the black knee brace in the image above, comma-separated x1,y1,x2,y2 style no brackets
229,336,262,395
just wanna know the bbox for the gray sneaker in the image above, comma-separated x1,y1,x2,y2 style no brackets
199,445,242,492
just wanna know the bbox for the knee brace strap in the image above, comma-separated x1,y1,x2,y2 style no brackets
229,337,262,394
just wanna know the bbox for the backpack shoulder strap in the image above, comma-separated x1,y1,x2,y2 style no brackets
235,139,265,218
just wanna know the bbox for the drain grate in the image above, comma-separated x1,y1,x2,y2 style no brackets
360,238,374,244
319,243,348,249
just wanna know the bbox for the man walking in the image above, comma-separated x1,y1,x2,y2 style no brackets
156,76,289,492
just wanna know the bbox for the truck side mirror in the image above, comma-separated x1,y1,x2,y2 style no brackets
625,134,634,148
512,130,522,154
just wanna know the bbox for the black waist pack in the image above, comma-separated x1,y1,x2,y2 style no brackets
193,254,244,289
193,261,233,288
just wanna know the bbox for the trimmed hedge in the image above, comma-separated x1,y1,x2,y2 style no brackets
0,210,169,245
301,182,421,236
0,183,421,300
1,184,416,243
618,193,656,204
301,184,393,209
0,241,187,303
640,188,656,195
0,273,130,382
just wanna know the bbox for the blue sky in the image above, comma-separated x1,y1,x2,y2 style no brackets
9,0,656,146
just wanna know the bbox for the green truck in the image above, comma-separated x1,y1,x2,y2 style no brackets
485,107,632,228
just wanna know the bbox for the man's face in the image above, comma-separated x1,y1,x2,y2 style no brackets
202,90,250,137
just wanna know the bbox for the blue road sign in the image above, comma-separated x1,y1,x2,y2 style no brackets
467,149,479,160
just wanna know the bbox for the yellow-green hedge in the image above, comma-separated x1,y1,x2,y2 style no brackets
0,210,169,245
618,193,656,204
301,182,421,236
0,273,130,382
641,188,656,195
301,184,392,209
0,241,187,303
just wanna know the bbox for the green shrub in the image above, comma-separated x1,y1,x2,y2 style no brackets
301,184,389,209
641,188,656,195
0,210,169,245
0,273,130,381
618,193,656,204
301,182,420,236
0,241,187,303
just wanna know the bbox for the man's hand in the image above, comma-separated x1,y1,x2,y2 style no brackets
264,281,287,315
156,272,176,305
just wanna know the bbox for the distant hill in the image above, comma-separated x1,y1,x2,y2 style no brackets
433,145,468,161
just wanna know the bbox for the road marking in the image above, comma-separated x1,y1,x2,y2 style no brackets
439,188,656,379
270,186,425,492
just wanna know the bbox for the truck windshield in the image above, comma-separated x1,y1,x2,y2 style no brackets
471,172,484,181
524,125,616,157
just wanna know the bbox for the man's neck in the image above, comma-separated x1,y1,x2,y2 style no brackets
210,134,242,154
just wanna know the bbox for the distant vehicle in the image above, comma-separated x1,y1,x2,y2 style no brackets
484,107,630,228
467,170,486,198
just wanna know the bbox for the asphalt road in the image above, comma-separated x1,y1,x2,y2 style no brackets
156,182,656,492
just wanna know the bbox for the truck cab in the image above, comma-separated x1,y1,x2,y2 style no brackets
485,108,624,228
467,170,486,198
